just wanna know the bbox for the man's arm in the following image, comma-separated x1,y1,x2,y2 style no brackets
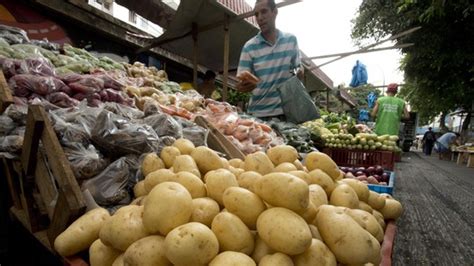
237,44,256,93
371,102,379,118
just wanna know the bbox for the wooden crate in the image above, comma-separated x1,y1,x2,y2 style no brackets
3,105,86,248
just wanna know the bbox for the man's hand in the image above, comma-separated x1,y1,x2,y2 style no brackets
237,80,257,93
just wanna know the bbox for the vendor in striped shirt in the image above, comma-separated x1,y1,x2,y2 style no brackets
237,0,303,120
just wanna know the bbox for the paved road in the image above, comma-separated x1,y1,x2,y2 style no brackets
393,152,474,265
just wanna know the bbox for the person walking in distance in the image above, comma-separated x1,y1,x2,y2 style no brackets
422,127,436,155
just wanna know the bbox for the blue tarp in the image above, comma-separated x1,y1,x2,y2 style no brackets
350,60,368,87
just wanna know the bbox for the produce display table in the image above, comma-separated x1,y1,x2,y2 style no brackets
455,149,474,168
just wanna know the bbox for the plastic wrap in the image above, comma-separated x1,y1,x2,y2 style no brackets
175,117,208,147
68,75,104,95
46,92,80,108
91,110,161,156
50,112,90,147
5,104,28,125
19,58,56,77
102,102,143,120
0,115,16,135
28,39,61,51
81,155,139,206
9,74,71,97
0,25,29,44
28,97,60,111
63,143,109,180
0,135,23,153
143,113,182,139
0,58,25,78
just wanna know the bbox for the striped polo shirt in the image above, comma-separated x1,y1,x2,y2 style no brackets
237,30,301,118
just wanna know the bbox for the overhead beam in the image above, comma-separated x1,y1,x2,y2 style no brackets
303,43,414,61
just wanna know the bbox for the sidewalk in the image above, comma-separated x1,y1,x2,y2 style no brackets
392,151,474,265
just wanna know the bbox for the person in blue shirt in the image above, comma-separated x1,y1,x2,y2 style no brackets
236,0,303,120
435,132,460,159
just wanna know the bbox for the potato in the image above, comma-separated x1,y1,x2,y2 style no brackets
228,166,244,178
340,178,369,202
173,138,195,155
164,222,219,265
205,169,239,206
191,197,220,227
222,187,266,229
130,196,146,206
173,155,201,178
288,170,310,182
259,252,293,266
244,151,274,175
380,198,403,220
89,239,122,266
329,183,359,209
359,201,373,213
380,193,393,199
293,238,337,266
144,169,176,193
305,152,340,179
372,210,386,230
315,205,381,265
54,208,110,257
273,162,298,172
229,158,244,169
345,209,384,243
123,235,171,266
160,146,181,168
173,171,206,198
293,159,305,171
236,171,262,193
334,170,344,181
257,208,312,255
308,224,323,240
209,251,256,266
252,234,275,263
221,158,230,169
367,191,386,210
133,180,147,198
266,145,298,165
296,201,317,224
112,254,124,266
141,152,165,177
211,212,254,255
308,184,328,209
191,146,225,174
143,182,193,235
307,169,336,196
256,173,309,212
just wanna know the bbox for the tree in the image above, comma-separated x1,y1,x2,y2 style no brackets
351,0,474,129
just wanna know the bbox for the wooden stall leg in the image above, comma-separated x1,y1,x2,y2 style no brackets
2,158,22,209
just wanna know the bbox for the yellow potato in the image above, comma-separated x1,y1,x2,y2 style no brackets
257,208,312,255
172,155,201,178
273,162,298,172
345,209,384,243
191,146,225,174
266,145,298,165
123,235,171,266
99,206,148,251
379,198,403,220
229,158,244,169
222,187,266,229
329,183,359,209
143,182,193,235
160,146,181,168
112,254,124,266
308,224,323,240
173,138,195,155
144,169,176,193
221,157,230,169
305,152,340,180
141,152,165,177
293,238,337,266
251,234,275,263
315,205,381,265
288,170,310,182
244,151,274,175
228,166,244,178
191,197,220,227
205,169,239,206
259,252,293,266
173,171,206,198
340,178,370,202
293,159,305,171
296,201,317,224
236,171,262,193
372,210,386,230
308,184,328,209
130,196,146,206
54,208,110,257
307,169,336,196
133,180,147,198
256,172,309,212
164,222,219,265
89,239,122,266
211,212,254,255
359,201,373,213
367,191,386,210
209,251,256,266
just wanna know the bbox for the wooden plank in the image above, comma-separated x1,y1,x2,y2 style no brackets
0,71,13,113
2,157,22,209
21,105,45,176
194,116,245,160
35,151,58,219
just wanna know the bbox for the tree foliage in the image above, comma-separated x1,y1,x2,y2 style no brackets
351,0,474,125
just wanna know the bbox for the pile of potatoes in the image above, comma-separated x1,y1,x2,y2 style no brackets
54,140,403,266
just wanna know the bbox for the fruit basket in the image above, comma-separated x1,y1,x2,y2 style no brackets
367,171,395,195
340,166,396,195
323,148,395,170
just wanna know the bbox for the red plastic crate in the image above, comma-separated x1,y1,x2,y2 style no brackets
323,148,395,170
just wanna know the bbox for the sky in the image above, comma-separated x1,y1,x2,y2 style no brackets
244,0,405,87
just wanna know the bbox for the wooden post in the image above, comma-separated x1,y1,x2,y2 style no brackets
192,23,198,90
222,15,230,102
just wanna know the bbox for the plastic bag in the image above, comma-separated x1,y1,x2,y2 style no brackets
91,110,161,156
50,112,90,147
81,155,139,206
0,135,23,153
277,76,320,124
103,102,143,120
0,25,29,44
19,58,56,77
0,115,16,135
63,143,109,180
175,117,208,147
9,74,71,97
144,113,182,139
